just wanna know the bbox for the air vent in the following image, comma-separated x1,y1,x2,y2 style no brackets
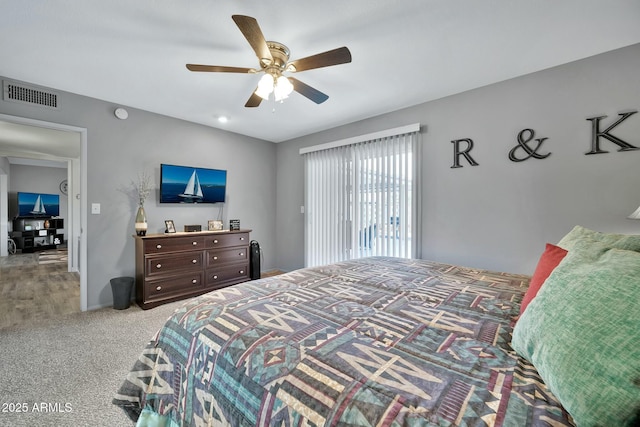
3,80,59,109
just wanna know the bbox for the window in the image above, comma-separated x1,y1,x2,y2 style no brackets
301,124,420,267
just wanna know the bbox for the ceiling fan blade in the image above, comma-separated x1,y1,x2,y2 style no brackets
245,90,263,108
287,47,351,72
232,15,273,66
186,64,255,73
289,77,329,104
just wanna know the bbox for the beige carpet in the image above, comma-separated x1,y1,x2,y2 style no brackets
0,300,185,426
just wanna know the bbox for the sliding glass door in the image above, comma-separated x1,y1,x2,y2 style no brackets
303,127,419,267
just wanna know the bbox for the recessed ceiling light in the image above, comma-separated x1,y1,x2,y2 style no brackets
217,116,229,123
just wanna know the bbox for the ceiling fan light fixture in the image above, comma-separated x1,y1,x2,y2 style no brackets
274,76,294,102
255,74,274,100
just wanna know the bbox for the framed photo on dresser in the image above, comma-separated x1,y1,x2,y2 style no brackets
208,220,223,231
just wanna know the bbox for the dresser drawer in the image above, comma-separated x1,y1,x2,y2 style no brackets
206,246,248,267
144,236,205,254
205,232,250,249
145,252,203,277
145,272,203,301
206,263,250,288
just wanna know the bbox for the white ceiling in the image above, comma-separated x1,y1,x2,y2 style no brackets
1,0,640,145
0,120,79,167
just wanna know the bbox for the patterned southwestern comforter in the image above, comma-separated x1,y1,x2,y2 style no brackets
113,256,574,426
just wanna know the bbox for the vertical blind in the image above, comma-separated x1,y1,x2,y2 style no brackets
302,125,420,267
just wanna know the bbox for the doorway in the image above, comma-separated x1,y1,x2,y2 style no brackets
0,113,87,311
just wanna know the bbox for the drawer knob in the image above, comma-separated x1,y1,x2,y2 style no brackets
156,264,162,269
192,259,197,264
213,256,218,260
156,244,162,249
213,239,219,244
156,286,162,291
239,252,244,256
192,241,198,246
213,275,218,279
192,279,197,284
240,237,245,241
239,270,244,274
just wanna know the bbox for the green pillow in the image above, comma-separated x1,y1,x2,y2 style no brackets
512,242,640,426
557,224,640,252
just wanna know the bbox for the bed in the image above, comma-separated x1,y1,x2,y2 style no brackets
114,255,576,426
114,226,640,426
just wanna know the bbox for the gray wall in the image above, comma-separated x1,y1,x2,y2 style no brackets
0,84,277,309
276,43,640,275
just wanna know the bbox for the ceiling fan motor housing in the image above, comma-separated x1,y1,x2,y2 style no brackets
264,41,290,72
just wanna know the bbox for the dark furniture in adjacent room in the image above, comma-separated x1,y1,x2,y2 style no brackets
11,217,64,253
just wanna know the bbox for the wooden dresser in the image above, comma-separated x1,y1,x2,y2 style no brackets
134,229,251,309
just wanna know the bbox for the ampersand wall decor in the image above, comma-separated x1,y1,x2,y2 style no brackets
448,109,638,169
508,128,551,162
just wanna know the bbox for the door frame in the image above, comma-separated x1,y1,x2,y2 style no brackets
0,113,88,311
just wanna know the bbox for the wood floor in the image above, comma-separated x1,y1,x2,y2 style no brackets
261,269,286,278
0,249,80,330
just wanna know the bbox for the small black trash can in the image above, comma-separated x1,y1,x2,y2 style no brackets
110,277,134,310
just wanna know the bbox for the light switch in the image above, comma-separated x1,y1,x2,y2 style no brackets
91,203,101,214
300,206,305,214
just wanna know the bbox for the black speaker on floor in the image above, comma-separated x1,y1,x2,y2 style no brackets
250,240,261,280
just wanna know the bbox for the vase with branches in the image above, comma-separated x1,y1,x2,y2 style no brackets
134,171,152,236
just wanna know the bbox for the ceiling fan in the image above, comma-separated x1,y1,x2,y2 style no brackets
186,15,352,107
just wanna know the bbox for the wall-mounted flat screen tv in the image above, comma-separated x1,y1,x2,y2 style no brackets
17,192,60,217
160,163,227,204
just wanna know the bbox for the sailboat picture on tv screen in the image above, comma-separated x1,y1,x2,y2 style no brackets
160,164,227,204
17,192,60,217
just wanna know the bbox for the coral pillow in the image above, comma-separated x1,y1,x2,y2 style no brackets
519,243,567,316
